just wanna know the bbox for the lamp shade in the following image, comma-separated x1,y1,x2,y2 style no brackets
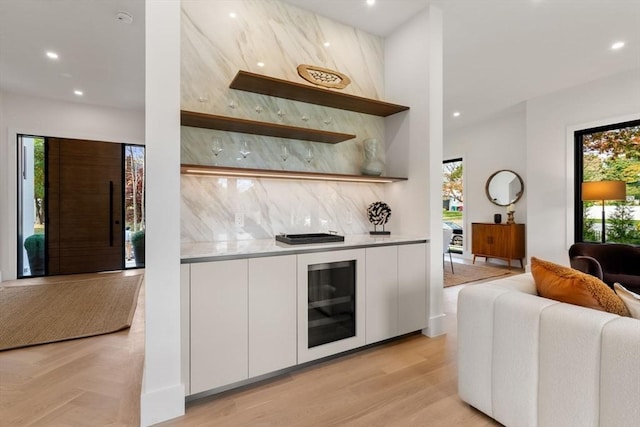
582,180,627,201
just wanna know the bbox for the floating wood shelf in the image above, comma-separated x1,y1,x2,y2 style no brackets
181,110,355,144
230,70,410,117
180,164,407,183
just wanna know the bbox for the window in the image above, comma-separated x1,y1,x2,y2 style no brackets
574,119,640,243
443,158,464,250
17,135,46,277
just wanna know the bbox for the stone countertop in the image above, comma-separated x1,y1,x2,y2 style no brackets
181,234,429,263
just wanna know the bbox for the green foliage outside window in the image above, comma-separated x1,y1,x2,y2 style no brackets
608,203,640,244
581,123,640,244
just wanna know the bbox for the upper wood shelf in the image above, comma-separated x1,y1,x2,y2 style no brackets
229,71,410,117
180,164,408,183
180,110,355,144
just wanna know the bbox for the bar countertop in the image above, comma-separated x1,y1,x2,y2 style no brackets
181,234,429,263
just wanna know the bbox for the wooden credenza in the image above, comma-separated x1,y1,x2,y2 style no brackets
471,223,525,269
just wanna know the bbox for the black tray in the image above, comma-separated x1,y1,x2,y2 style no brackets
276,233,345,245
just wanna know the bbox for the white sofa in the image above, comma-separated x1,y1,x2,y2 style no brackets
457,273,640,427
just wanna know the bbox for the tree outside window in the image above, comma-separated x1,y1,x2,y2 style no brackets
578,121,640,244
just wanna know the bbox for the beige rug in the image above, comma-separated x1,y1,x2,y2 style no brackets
444,262,512,288
0,274,143,351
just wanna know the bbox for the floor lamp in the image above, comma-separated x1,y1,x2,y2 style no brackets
581,180,626,243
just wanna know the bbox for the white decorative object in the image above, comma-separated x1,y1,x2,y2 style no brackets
361,138,384,176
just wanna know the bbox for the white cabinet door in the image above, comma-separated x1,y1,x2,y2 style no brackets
190,259,248,394
248,255,297,377
398,243,427,334
365,246,399,343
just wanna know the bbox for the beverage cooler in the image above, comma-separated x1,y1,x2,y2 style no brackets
297,249,365,363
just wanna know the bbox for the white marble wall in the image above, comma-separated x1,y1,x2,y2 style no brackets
181,175,385,242
181,0,389,241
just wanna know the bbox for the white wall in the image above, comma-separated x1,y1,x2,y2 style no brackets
444,105,527,259
0,91,144,281
140,0,184,425
526,68,640,265
384,5,444,337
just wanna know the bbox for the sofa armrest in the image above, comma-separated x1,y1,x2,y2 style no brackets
570,255,604,281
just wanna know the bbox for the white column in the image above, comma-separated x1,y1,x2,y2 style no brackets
140,0,184,425
384,5,444,337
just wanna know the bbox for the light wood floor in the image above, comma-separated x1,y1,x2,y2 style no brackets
0,260,515,426
0,270,145,427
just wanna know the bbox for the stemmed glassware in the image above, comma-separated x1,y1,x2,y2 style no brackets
281,143,290,162
305,147,314,164
211,137,223,164
239,140,251,159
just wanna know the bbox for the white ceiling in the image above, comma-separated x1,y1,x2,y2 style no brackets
0,0,145,110
1,0,639,130
286,0,640,130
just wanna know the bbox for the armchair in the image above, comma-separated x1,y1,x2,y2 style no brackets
569,242,640,293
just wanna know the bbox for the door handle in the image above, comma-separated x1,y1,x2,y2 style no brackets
109,181,114,246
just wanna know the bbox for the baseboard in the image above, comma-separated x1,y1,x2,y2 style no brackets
140,383,185,426
423,313,446,337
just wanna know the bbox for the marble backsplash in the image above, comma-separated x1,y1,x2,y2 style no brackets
181,175,385,242
180,0,390,242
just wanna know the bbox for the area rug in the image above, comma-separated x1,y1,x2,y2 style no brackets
444,262,512,288
0,274,143,351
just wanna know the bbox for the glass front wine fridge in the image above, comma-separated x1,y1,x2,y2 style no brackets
308,260,356,348
297,249,365,363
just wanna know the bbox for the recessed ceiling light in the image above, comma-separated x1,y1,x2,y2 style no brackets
611,41,625,50
257,62,265,67
324,41,331,47
229,12,237,18
452,111,461,117
46,51,59,60
366,0,375,6
74,90,83,96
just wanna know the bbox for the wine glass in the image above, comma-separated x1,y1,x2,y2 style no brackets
239,140,251,159
305,147,314,164
281,143,290,162
211,137,223,164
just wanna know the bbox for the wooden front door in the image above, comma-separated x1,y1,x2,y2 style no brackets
46,138,123,275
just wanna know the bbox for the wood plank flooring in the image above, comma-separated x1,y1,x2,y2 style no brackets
0,259,509,426
0,270,145,427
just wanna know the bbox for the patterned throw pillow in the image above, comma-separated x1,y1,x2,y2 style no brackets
531,257,630,317
614,283,640,320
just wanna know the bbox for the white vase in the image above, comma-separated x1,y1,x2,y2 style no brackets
361,138,384,176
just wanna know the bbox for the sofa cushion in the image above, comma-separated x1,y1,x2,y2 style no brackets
531,257,630,316
614,283,640,319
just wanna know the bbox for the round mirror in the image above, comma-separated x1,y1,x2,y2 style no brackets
485,170,524,206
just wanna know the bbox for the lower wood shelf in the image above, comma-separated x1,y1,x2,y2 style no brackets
180,164,408,183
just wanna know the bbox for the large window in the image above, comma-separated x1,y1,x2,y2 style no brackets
443,158,464,251
574,119,640,244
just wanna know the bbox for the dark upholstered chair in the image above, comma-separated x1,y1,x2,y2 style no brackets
569,242,640,293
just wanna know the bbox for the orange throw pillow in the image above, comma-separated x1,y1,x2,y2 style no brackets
531,257,630,317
